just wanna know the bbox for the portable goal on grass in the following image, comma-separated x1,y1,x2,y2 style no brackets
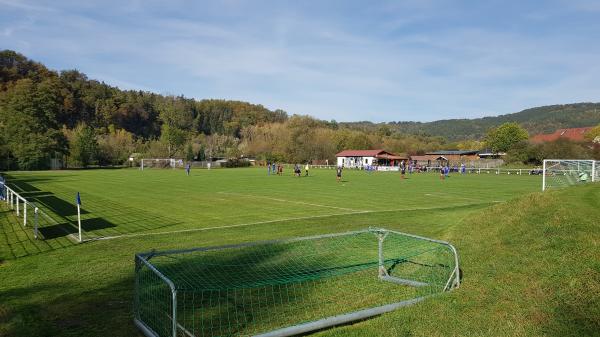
542,159,598,191
134,228,460,337
141,158,185,170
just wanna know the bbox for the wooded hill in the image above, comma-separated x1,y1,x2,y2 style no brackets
342,103,600,141
1,49,598,169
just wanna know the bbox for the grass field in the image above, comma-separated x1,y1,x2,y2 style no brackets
1,167,598,336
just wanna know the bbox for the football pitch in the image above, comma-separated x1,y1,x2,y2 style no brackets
3,167,599,337
1,167,539,258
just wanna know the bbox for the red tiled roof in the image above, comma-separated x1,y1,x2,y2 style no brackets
376,151,408,160
531,127,593,143
336,149,386,157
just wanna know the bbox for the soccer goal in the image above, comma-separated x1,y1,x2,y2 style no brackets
134,228,460,337
140,158,185,170
542,159,598,191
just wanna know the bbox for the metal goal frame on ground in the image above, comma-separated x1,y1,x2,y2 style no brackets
140,158,185,170
134,228,460,337
542,159,598,191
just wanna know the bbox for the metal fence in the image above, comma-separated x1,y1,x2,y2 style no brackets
3,184,42,238
2,184,73,240
286,165,542,175
134,228,460,337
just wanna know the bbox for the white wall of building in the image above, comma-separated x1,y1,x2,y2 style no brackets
336,156,376,167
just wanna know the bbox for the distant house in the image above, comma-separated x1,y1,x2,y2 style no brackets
408,150,482,167
425,150,479,163
409,155,433,167
530,127,593,143
335,149,407,168
477,149,505,159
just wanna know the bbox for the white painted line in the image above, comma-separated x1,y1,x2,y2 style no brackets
91,201,496,241
91,210,368,241
218,191,363,212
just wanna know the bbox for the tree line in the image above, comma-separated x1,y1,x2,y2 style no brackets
1,50,598,170
342,103,600,141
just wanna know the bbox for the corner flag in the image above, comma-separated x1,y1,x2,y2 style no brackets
76,192,82,242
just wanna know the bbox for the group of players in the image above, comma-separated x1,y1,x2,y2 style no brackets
267,162,310,177
263,160,471,183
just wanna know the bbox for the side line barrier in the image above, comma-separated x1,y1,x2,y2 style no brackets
2,184,68,240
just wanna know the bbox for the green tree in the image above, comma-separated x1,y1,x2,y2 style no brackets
484,122,529,153
537,139,592,161
0,78,67,169
197,144,206,161
185,143,195,162
70,124,99,167
585,124,600,143
160,124,187,158
97,128,136,165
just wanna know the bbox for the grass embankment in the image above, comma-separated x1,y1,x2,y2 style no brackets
326,185,600,336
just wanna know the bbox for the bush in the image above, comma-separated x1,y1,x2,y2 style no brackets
69,124,99,168
222,158,251,168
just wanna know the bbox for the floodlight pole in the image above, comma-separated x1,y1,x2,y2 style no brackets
77,203,82,242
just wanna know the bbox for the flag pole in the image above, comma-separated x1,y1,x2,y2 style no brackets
76,192,82,242
77,203,82,242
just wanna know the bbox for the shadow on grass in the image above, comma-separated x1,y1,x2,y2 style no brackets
36,195,89,216
81,218,117,231
37,223,77,240
0,278,139,337
37,218,117,240
5,174,181,235
0,175,181,260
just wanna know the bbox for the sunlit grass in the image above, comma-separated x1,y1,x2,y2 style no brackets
1,168,597,336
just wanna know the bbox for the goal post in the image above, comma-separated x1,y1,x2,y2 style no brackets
140,158,184,170
134,228,460,337
542,159,597,191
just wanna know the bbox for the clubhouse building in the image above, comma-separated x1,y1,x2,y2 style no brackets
337,149,505,169
335,149,408,168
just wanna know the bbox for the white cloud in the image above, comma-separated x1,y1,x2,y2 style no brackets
1,0,598,122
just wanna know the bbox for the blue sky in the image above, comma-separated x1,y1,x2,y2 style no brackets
1,0,599,122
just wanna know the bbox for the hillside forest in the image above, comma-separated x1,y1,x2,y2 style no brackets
1,50,599,170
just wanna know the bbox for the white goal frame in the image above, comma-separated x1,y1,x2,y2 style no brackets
542,159,597,191
140,158,184,170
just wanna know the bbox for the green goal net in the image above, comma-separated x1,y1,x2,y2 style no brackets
134,228,460,337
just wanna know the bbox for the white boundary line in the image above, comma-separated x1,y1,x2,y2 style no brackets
92,201,494,241
217,191,364,212
91,210,368,241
